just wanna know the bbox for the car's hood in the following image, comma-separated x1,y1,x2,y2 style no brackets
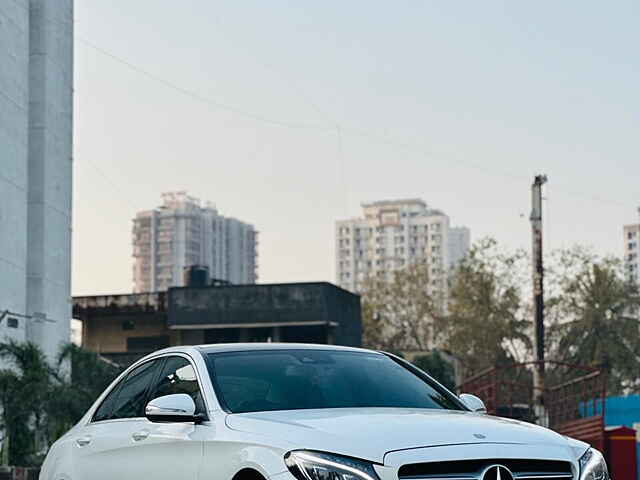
226,408,572,463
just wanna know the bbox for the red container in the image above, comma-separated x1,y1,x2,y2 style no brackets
604,426,638,480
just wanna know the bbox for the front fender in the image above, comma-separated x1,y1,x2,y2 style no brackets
200,440,290,480
39,434,75,480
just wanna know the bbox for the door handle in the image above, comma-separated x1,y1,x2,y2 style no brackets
132,430,150,442
76,435,92,447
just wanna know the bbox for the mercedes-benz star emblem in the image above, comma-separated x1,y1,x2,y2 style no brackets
482,465,514,480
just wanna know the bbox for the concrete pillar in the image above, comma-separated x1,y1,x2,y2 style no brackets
25,0,73,363
0,0,29,346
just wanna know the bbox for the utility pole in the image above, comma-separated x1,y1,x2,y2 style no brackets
530,174,547,426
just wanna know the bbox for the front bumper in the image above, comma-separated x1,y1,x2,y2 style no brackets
268,471,297,480
266,442,579,480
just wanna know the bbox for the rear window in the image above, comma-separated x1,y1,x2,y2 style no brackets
207,349,461,413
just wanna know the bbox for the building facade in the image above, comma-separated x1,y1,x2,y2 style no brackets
132,192,258,292
0,0,73,361
624,219,640,284
448,226,471,270
335,199,470,293
73,282,361,367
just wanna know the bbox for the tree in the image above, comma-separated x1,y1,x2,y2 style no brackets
0,341,123,466
445,238,531,378
46,344,123,441
0,341,53,466
546,247,640,395
361,262,444,352
358,237,640,398
412,351,456,391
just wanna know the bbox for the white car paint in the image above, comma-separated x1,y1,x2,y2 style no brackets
225,408,574,463
39,344,591,480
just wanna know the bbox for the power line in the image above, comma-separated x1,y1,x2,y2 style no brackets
0,172,27,193
77,37,334,132
76,39,521,193
75,154,141,212
79,35,529,191
0,256,27,271
76,32,526,180
341,129,633,209
24,2,637,212
81,38,634,209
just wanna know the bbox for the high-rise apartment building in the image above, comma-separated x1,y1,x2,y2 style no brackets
448,226,471,270
335,199,470,293
132,192,258,292
0,0,73,361
624,212,640,284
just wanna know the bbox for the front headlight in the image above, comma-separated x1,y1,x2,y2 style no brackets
579,448,609,480
285,450,380,480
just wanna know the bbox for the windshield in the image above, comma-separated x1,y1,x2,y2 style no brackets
207,349,462,413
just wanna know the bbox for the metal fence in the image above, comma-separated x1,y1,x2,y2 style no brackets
458,361,606,449
0,467,40,480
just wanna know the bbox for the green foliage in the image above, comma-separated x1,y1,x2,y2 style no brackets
412,351,456,391
0,341,122,466
546,247,640,395
361,262,444,351
0,341,53,466
360,237,640,395
445,238,531,377
47,344,123,441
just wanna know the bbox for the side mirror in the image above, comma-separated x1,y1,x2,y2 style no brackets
459,393,487,414
145,394,196,423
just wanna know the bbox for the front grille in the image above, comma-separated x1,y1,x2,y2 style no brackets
398,459,573,480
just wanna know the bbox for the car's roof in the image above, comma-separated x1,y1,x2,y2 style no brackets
196,343,377,355
129,344,382,377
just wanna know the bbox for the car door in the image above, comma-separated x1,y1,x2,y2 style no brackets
72,358,163,480
135,354,208,480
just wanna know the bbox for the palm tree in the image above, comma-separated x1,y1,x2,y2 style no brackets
0,340,53,466
0,341,123,467
547,248,640,395
45,344,122,440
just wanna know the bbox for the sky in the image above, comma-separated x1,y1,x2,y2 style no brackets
72,0,639,296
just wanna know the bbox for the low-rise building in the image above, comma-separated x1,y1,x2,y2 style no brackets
73,282,361,367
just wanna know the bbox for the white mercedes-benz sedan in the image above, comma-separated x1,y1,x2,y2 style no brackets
40,344,608,480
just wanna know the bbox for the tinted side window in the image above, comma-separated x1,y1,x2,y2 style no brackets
93,381,123,422
95,360,159,421
147,356,206,415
